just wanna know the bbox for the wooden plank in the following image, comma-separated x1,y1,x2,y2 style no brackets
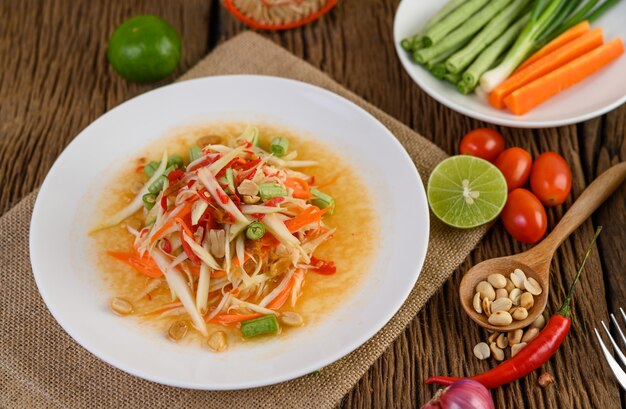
0,0,211,215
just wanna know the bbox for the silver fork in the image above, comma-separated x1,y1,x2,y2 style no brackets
595,308,626,390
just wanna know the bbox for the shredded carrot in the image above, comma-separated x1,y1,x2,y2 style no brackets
490,28,604,109
267,270,302,310
141,302,183,316
516,21,591,72
211,270,227,278
285,206,329,233
504,38,624,115
284,177,313,199
208,313,262,325
149,200,195,245
107,250,163,278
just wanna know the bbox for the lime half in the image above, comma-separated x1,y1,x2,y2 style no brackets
427,155,507,229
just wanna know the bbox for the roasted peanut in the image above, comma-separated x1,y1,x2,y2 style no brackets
476,281,496,301
473,342,491,360
488,311,513,326
488,273,507,289
110,297,133,316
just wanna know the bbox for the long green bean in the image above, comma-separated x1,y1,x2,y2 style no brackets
417,0,512,64
422,0,491,47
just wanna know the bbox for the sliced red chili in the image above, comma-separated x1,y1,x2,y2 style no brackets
161,238,172,254
251,213,265,221
160,195,168,211
217,190,230,204
310,256,336,275
265,197,285,207
167,169,185,184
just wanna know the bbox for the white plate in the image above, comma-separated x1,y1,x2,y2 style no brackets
394,0,626,128
29,75,429,390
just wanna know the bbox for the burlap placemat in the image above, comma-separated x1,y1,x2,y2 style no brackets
0,32,488,408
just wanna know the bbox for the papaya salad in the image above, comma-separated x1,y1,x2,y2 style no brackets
96,126,344,350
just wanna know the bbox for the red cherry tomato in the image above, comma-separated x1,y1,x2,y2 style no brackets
494,147,533,191
530,152,572,206
501,188,547,244
459,128,506,162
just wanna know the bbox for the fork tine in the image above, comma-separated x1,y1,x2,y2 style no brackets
610,313,626,346
601,321,626,368
620,307,626,323
595,328,626,390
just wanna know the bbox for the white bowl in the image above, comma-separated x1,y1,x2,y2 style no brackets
29,75,429,390
394,0,626,128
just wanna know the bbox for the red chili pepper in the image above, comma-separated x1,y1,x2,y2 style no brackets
216,158,239,178
160,195,168,211
426,228,601,389
161,238,172,254
310,256,337,275
251,213,265,221
167,169,185,184
265,197,284,207
217,190,229,204
230,193,241,207
187,179,197,189
176,217,201,265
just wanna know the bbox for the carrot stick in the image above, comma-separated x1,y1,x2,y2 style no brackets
504,38,624,115
267,271,301,310
516,21,591,72
490,28,604,109
107,251,163,278
208,313,261,325
285,206,329,233
149,200,195,245
284,177,313,199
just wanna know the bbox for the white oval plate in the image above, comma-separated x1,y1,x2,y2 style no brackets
394,0,626,128
30,75,429,390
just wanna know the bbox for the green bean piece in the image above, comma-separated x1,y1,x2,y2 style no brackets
188,146,203,162
270,137,289,157
310,188,335,215
417,0,512,64
241,315,279,338
246,221,266,240
167,154,184,169
143,161,160,177
446,0,531,74
142,193,157,210
148,175,168,195
422,0,491,47
258,183,288,200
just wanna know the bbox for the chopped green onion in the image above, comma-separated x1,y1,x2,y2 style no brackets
167,154,184,169
258,183,288,200
148,175,168,195
142,193,157,210
144,161,160,177
225,168,236,193
246,221,266,240
241,315,279,338
310,188,335,214
188,146,203,162
270,137,289,157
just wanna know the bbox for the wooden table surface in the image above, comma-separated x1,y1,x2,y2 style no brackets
1,1,625,407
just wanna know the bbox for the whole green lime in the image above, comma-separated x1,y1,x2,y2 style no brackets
107,15,181,83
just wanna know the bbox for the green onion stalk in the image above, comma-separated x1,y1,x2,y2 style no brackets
480,0,621,92
462,13,530,91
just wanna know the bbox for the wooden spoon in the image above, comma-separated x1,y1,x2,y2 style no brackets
460,162,626,331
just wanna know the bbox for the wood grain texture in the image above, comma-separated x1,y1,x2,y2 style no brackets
1,1,625,407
